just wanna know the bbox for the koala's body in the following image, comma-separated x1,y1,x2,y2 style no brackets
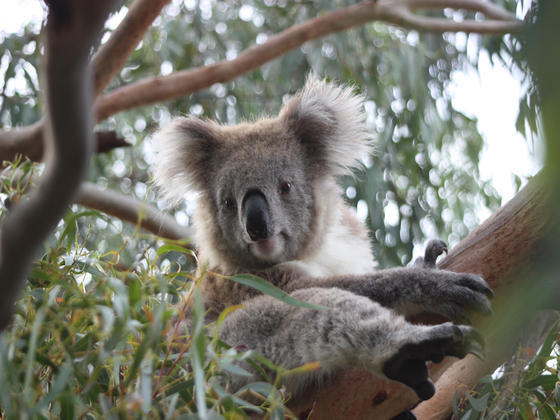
151,76,493,402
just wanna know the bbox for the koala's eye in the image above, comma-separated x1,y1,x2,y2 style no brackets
224,198,236,209
280,181,292,194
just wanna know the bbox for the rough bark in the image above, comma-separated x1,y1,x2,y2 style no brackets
286,171,556,420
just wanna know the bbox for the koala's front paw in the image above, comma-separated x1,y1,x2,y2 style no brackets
382,324,485,400
432,271,494,325
414,239,448,268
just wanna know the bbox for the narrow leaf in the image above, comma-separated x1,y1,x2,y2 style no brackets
229,274,330,310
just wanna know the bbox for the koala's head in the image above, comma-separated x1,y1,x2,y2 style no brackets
151,75,373,272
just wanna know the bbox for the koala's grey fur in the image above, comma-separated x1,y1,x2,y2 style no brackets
150,75,493,402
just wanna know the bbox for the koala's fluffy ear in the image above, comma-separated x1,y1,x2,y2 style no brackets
279,75,373,176
150,117,221,208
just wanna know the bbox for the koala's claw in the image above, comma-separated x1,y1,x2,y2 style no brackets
456,274,494,300
414,239,448,268
428,272,494,324
382,324,485,400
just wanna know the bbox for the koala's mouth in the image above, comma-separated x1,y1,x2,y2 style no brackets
251,234,284,260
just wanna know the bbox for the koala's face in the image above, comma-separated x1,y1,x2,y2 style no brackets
151,75,373,271
211,131,315,267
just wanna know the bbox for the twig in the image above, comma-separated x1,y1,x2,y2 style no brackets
76,182,193,240
91,0,171,96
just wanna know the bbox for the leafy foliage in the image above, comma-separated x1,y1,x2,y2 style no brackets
453,319,560,420
0,178,310,419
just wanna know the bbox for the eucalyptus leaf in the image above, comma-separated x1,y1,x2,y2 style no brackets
229,274,330,310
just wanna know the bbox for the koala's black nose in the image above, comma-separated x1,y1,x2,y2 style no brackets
243,191,271,241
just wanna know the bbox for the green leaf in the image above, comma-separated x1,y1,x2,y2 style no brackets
523,374,558,390
128,277,141,307
31,355,73,415
24,306,47,391
220,362,252,377
59,392,76,420
191,287,208,419
229,274,330,310
157,244,195,257
453,390,459,418
162,378,195,398
528,320,559,373
466,392,490,413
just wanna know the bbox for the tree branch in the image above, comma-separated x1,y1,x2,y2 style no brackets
76,182,192,240
0,0,168,162
94,0,524,121
91,0,171,96
0,127,126,163
0,0,118,331
0,121,44,162
0,0,524,163
286,171,557,419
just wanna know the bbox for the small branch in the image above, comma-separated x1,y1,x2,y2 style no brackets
76,182,192,240
94,0,524,121
0,0,118,331
91,0,171,96
0,121,44,162
95,130,130,153
0,128,126,162
400,0,519,21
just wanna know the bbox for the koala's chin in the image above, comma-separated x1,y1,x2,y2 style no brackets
249,233,284,261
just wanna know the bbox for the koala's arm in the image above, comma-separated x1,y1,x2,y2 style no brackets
219,287,484,401
256,263,493,326
314,267,493,324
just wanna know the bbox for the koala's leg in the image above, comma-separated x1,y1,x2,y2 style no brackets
218,287,483,400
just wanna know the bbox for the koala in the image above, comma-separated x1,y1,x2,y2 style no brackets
150,76,493,403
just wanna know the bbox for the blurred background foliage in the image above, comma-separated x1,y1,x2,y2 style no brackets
2,0,539,268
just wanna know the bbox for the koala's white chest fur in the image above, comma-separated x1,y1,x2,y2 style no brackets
291,205,376,277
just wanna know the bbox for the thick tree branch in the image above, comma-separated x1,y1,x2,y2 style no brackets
0,0,118,331
94,0,524,121
91,0,171,96
415,3,560,417
286,171,557,420
76,182,192,240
